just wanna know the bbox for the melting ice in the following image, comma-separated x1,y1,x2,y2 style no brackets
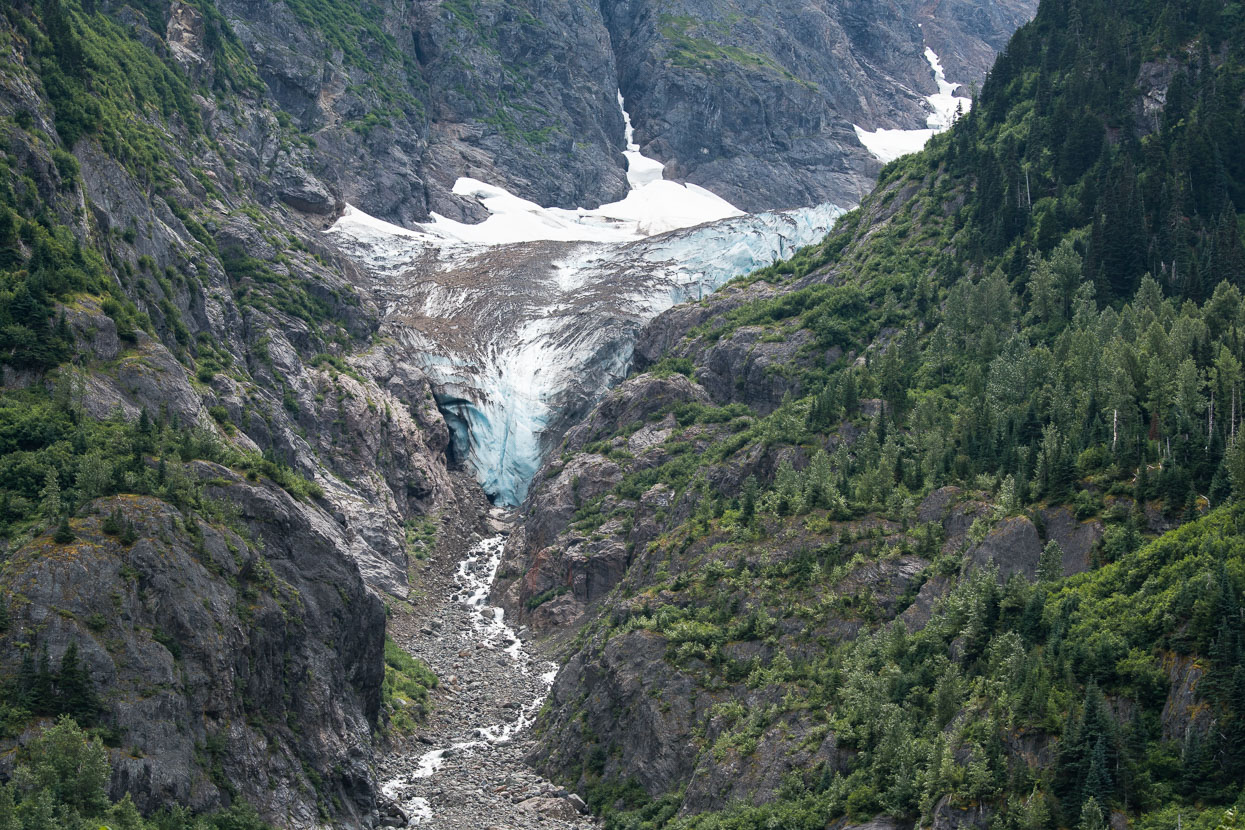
853,45,973,164
329,93,843,505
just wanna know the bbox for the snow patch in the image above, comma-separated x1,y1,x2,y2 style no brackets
333,93,740,251
853,46,972,163
853,126,937,165
620,90,666,189
923,47,971,130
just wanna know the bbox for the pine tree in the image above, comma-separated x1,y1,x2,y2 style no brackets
841,372,859,416
32,645,55,716
55,642,98,725
14,650,36,711
740,476,758,528
0,784,17,830
39,468,62,522
1083,736,1113,808
101,508,123,536
53,516,74,544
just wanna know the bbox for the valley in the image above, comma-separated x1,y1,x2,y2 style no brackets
0,1,1243,830
326,94,845,505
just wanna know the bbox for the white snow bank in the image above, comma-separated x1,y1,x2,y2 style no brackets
853,126,937,165
620,90,665,189
333,93,740,250
854,45,972,164
923,47,971,130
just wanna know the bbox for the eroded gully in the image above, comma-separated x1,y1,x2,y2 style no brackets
377,507,599,829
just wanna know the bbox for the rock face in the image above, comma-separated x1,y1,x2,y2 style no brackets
916,0,1039,88
215,0,629,225
0,6,474,825
601,0,1037,211
1,479,384,825
966,515,1043,579
200,0,1037,220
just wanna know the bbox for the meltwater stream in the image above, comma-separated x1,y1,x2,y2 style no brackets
380,520,591,828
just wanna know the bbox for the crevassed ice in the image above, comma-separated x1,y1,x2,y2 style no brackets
853,45,973,164
442,203,844,504
329,93,843,505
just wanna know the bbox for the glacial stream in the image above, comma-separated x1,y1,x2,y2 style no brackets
379,513,594,828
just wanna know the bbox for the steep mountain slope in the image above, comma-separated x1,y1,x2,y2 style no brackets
603,0,1035,211
0,0,1035,827
210,0,631,225
122,0,1036,223
503,0,1245,826
0,1,473,824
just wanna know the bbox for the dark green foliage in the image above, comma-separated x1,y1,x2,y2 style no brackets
381,637,437,734
544,3,1245,828
13,0,201,172
525,584,569,610
0,383,321,540
220,250,354,338
51,516,73,543
118,518,138,546
0,202,104,370
100,508,123,535
0,716,276,829
53,642,98,724
7,641,98,725
600,506,1245,830
964,0,1245,300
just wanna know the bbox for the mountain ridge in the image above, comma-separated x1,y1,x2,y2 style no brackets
498,0,1245,826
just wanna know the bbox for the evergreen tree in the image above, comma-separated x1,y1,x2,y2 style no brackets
55,643,98,725
32,646,54,716
1078,797,1106,830
740,476,758,528
1038,540,1064,584
52,516,74,544
38,468,61,521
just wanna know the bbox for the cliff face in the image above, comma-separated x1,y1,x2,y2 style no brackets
498,0,1245,823
0,3,471,824
212,0,630,225
2,482,385,826
186,0,1036,220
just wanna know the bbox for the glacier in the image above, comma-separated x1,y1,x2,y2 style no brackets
329,95,843,505
854,44,973,164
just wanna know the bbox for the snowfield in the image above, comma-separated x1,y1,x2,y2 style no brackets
854,46,973,164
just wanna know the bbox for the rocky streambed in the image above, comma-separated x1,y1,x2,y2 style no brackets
378,509,598,829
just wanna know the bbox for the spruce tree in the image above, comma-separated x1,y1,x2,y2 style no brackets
32,646,55,716
53,516,74,544
55,642,98,725
1039,540,1064,584
39,468,61,522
